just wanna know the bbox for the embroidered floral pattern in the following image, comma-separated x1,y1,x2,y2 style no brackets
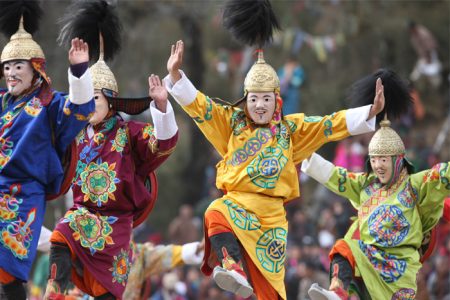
423,163,441,183
111,127,128,153
142,124,155,140
143,124,157,153
0,137,13,171
24,97,43,117
0,184,22,222
0,208,36,259
109,248,131,286
79,159,120,207
62,207,117,255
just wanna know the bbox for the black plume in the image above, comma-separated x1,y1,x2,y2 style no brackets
223,0,280,47
58,0,122,62
0,0,42,37
348,69,412,122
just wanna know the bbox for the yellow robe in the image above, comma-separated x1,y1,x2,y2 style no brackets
182,91,352,299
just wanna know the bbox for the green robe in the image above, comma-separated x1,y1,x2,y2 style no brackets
324,162,449,299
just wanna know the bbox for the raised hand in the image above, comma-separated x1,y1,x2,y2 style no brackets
68,38,89,65
149,74,168,113
368,78,385,120
167,40,184,83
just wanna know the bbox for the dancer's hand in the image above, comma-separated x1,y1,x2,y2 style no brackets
368,78,385,120
69,38,89,65
167,40,184,84
149,74,168,113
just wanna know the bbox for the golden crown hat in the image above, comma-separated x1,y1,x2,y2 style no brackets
368,117,405,156
1,16,44,63
90,35,118,94
244,50,280,94
222,0,281,104
59,1,150,115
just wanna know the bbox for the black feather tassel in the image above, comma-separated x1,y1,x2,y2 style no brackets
58,0,122,62
348,69,412,123
223,0,280,47
0,0,42,37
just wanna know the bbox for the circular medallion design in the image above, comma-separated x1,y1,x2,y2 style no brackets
247,146,287,189
256,228,287,273
63,207,117,255
109,248,131,286
368,205,409,247
80,160,120,207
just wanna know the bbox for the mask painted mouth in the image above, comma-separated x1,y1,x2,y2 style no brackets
254,110,267,115
7,79,20,86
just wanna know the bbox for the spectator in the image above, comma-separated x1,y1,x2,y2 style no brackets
151,271,188,300
297,260,329,300
169,204,201,245
332,137,366,172
277,55,305,115
427,255,450,300
408,21,442,88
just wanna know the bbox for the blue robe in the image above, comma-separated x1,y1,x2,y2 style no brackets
0,87,94,281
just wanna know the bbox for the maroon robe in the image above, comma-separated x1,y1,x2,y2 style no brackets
54,115,177,298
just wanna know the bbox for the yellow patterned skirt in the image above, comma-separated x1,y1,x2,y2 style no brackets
202,191,288,299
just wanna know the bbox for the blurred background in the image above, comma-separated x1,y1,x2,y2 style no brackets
14,0,450,299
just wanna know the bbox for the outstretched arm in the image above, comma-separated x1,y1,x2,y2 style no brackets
411,162,450,233
167,40,184,84
67,37,94,105
149,74,168,113
68,37,89,66
367,78,385,120
301,153,366,207
163,40,233,156
48,38,95,157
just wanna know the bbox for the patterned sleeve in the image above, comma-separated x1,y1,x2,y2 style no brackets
289,105,375,165
127,121,178,176
301,152,366,207
288,111,350,164
325,167,367,208
183,93,235,156
164,71,233,157
409,162,450,233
